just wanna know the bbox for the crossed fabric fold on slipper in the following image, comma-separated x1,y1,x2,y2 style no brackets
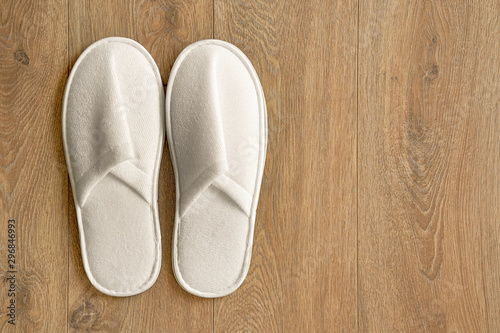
71,58,152,207
174,52,252,218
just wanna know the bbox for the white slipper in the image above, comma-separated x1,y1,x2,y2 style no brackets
63,37,164,296
166,40,267,298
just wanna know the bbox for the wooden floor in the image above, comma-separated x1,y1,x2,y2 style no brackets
1,0,499,332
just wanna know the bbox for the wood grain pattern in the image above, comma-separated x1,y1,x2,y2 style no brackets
67,0,213,332
214,0,358,332
1,0,499,331
0,0,68,331
358,1,500,331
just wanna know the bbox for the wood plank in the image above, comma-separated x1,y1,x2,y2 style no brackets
68,0,213,84
214,0,358,331
358,1,500,331
67,1,213,332
0,0,68,331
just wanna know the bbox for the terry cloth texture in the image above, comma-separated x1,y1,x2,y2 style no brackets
63,37,164,296
166,40,267,298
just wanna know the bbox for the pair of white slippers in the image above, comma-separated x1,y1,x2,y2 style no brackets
62,37,267,298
